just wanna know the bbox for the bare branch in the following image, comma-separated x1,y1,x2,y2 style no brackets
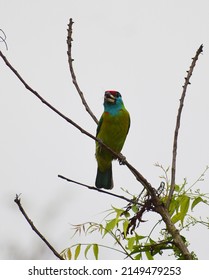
167,44,203,209
58,174,141,205
14,194,64,260
0,34,194,259
67,18,98,124
0,49,96,139
0,48,153,193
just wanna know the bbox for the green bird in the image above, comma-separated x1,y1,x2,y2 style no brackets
95,90,130,189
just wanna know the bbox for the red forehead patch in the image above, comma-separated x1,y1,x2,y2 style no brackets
105,90,118,96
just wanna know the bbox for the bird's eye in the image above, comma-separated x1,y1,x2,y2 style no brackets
116,92,121,98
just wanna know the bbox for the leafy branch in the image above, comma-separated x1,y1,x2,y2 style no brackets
65,169,208,260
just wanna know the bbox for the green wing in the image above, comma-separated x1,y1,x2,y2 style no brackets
96,115,104,136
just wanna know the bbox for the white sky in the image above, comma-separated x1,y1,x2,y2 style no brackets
0,0,209,259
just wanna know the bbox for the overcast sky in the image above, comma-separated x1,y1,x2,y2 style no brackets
1,0,209,259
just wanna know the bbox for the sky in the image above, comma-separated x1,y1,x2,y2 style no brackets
0,0,209,260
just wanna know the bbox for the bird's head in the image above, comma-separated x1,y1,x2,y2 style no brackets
104,90,123,106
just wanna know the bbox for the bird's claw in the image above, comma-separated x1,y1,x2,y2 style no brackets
118,153,126,165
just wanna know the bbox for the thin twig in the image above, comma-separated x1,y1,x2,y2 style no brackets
58,174,142,205
67,18,98,124
167,44,203,209
0,29,8,50
185,165,209,193
14,194,64,260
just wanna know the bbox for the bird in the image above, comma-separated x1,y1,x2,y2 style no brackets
95,90,130,189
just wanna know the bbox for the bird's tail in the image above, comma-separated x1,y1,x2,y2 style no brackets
95,165,113,189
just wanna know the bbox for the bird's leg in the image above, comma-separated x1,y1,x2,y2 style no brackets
118,153,126,165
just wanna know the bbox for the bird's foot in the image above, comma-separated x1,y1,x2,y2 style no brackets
118,153,126,165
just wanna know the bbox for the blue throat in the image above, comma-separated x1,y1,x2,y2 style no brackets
104,99,123,116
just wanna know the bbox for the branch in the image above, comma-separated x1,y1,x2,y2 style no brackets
67,18,98,124
0,29,8,50
58,174,142,205
0,49,96,140
167,44,203,208
0,29,194,259
14,194,64,260
0,48,153,194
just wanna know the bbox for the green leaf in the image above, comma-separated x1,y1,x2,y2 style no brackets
104,219,117,235
148,237,156,244
112,206,124,218
93,244,99,260
84,244,92,259
131,204,138,213
74,244,81,260
191,197,203,210
127,237,135,251
169,197,180,216
60,248,72,260
134,253,142,260
66,248,72,260
180,195,190,224
171,212,182,224
135,234,146,242
174,184,180,192
145,250,154,260
123,220,129,239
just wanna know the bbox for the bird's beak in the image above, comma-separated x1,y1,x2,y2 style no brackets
104,92,116,103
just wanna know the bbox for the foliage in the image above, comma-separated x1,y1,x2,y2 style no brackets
61,165,209,260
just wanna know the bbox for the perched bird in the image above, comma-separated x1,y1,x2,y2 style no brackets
95,90,130,189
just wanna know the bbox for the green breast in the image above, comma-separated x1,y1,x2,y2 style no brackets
96,108,130,157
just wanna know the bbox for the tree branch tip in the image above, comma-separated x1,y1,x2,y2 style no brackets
68,19,74,25
14,193,22,203
58,174,68,180
199,44,203,51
